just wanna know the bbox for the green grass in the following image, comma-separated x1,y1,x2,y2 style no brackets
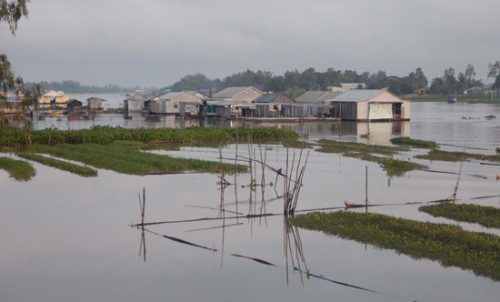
316,139,425,176
16,152,98,177
317,139,405,156
0,156,36,181
390,137,438,149
419,203,500,229
416,149,500,162
292,211,500,281
27,143,247,175
0,126,299,148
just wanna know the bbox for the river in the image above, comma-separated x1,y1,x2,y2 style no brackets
1,101,499,302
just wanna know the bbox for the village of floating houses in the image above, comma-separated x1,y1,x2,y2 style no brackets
1,84,411,122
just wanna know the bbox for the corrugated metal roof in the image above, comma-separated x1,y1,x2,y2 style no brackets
253,93,295,104
295,91,342,103
332,89,387,102
213,87,258,98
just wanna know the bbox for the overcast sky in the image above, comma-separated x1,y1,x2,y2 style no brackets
1,0,499,87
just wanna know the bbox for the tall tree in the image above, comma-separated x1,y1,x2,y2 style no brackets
488,61,500,89
1,0,29,100
0,0,28,34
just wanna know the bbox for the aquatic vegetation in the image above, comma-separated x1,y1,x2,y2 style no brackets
28,143,247,175
0,156,36,181
292,211,500,281
0,126,299,148
416,149,500,163
316,139,425,176
317,139,405,156
390,137,438,149
419,203,500,229
17,152,98,177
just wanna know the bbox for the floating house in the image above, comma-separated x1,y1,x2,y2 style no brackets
294,91,342,117
124,93,146,112
205,86,264,117
86,97,106,111
150,91,204,116
330,89,410,121
38,90,69,110
66,99,83,112
212,86,264,103
253,93,296,118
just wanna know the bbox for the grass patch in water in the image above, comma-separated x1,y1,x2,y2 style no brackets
28,143,246,175
390,137,438,149
316,139,425,176
292,211,500,281
416,149,500,163
16,152,97,177
317,139,405,156
0,156,36,181
419,203,500,229
0,126,299,148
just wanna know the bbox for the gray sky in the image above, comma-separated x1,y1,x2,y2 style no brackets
1,0,499,87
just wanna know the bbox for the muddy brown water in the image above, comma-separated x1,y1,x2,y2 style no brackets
1,102,500,302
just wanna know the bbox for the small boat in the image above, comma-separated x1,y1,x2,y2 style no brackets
447,95,457,103
344,201,366,209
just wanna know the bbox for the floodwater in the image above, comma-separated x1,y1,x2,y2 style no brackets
2,102,500,302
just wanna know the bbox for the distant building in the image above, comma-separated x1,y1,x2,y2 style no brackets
253,93,296,118
38,90,69,110
86,97,106,111
327,83,366,92
205,86,264,118
124,93,146,112
67,99,83,112
212,86,264,103
295,91,342,105
150,91,204,116
330,89,410,121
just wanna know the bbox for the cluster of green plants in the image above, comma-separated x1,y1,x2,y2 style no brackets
28,142,246,175
16,152,98,177
0,156,36,181
292,211,500,281
419,203,500,229
0,126,299,148
316,139,425,176
416,149,500,162
390,137,438,149
316,139,405,156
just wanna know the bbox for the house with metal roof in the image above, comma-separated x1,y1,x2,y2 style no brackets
252,93,296,118
330,89,410,121
86,97,107,111
212,86,264,103
205,87,264,117
124,93,146,112
295,91,342,104
150,91,204,116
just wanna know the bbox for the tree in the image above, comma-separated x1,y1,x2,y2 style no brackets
488,61,500,89
1,0,29,100
0,0,28,34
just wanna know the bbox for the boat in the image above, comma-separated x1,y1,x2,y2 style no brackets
447,95,458,103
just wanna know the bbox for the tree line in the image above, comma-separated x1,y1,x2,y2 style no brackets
170,63,500,97
24,80,130,94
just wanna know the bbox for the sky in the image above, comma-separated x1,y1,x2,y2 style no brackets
1,0,499,87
